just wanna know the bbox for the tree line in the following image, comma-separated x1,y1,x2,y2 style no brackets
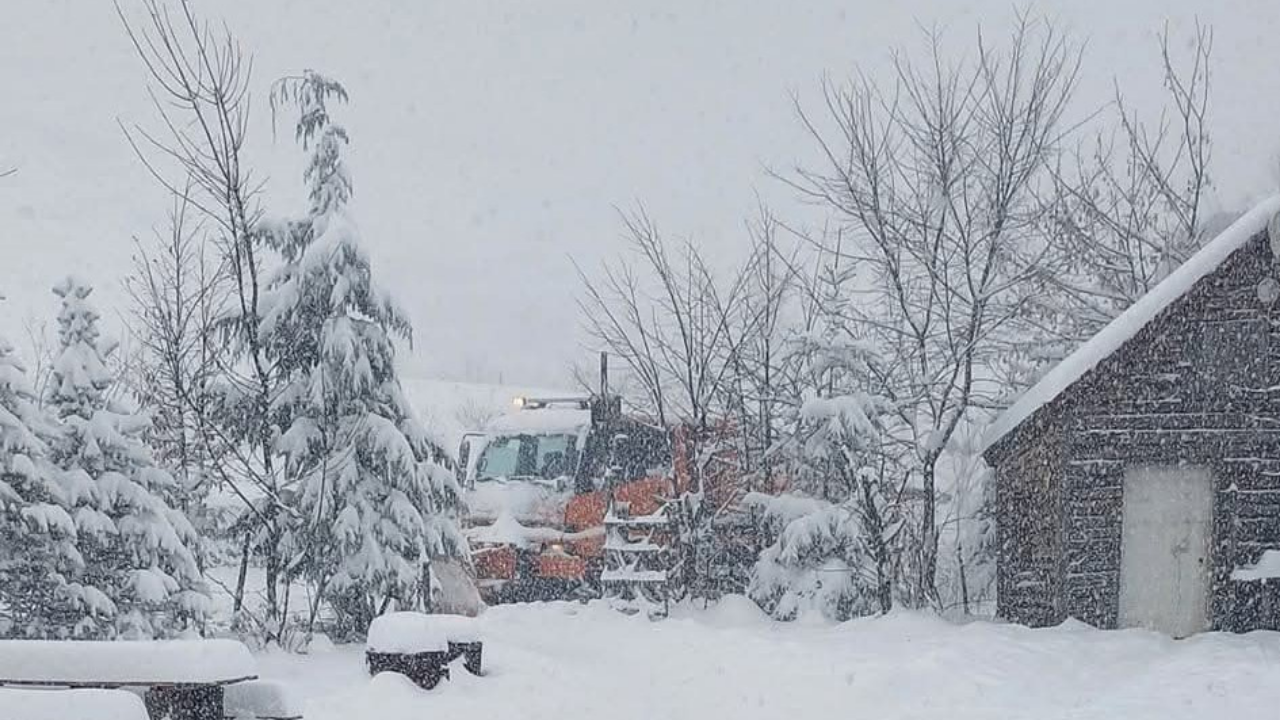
578,14,1217,620
0,0,465,643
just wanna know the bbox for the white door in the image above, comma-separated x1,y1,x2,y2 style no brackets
1118,466,1213,637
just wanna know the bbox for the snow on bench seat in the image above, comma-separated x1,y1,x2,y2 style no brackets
366,612,481,654
3,687,149,720
0,639,257,687
222,680,302,720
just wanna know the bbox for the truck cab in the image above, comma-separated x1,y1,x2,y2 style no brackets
457,395,670,603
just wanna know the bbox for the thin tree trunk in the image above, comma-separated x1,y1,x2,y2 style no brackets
859,473,893,614
920,459,939,606
233,534,250,614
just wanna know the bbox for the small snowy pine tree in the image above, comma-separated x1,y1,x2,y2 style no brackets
0,329,82,637
747,493,876,621
45,277,206,638
747,331,909,621
262,72,466,635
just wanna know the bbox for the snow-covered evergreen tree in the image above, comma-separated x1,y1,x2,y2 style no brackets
0,328,81,637
747,329,911,621
262,72,466,635
747,493,875,621
44,277,206,638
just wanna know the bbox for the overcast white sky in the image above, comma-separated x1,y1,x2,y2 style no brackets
2,0,1278,387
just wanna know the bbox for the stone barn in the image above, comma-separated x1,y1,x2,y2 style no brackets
984,197,1280,637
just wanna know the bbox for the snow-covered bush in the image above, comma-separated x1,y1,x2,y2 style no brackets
749,329,914,619
747,492,879,621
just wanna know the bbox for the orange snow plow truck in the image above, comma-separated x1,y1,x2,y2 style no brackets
456,364,752,603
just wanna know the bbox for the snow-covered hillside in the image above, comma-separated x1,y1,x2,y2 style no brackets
255,599,1280,720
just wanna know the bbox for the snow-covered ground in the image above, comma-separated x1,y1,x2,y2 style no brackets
250,599,1280,720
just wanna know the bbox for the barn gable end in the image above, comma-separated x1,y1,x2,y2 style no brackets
987,199,1280,634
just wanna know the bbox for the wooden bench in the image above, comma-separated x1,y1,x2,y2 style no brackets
365,612,484,690
0,639,260,720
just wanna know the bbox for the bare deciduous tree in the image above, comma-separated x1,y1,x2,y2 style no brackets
1040,22,1215,349
118,0,291,633
730,205,801,492
578,210,756,432
577,208,762,597
124,185,230,572
789,14,1082,603
20,316,55,405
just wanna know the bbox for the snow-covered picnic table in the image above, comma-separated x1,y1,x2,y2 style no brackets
366,612,484,689
0,639,260,720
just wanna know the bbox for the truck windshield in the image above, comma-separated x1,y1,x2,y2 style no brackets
475,433,576,483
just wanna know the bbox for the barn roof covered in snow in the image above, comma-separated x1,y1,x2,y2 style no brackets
985,195,1280,451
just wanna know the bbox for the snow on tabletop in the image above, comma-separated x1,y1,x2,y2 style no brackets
3,688,149,720
985,195,1280,450
367,612,481,653
0,639,256,685
223,680,303,719
1232,549,1280,581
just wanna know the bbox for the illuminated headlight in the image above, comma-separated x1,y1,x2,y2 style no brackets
548,542,565,555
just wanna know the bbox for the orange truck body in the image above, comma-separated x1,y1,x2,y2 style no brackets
463,399,767,602
470,474,673,592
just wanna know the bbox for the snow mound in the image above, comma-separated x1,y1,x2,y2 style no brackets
302,633,337,654
367,612,481,653
695,594,771,627
224,680,302,719
986,196,1280,450
0,639,256,685
2,688,148,720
